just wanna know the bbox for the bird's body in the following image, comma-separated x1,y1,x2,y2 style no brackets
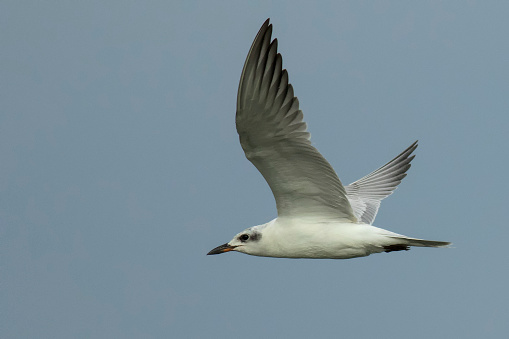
207,19,450,259
236,218,393,259
221,217,447,259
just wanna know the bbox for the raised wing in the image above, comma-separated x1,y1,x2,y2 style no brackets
345,141,418,224
236,19,356,221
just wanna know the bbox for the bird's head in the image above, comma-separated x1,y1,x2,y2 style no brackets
207,226,264,256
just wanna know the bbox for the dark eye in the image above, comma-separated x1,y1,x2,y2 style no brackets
240,234,249,242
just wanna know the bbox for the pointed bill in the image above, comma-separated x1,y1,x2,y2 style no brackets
207,243,237,255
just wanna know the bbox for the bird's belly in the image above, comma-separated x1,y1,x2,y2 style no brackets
264,222,383,259
273,241,372,259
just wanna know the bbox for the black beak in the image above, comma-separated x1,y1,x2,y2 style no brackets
207,243,237,255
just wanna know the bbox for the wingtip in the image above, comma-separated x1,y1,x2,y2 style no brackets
260,18,271,33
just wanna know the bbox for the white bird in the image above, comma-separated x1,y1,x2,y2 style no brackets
207,19,450,259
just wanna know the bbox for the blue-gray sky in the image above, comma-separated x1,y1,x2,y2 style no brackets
2,1,508,338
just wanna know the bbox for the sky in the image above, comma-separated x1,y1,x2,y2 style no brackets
1,1,508,338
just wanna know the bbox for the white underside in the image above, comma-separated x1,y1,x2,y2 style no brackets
235,217,415,259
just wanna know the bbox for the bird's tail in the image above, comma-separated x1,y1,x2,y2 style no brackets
381,236,450,253
394,236,451,248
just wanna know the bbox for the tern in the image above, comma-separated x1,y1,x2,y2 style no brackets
207,19,450,259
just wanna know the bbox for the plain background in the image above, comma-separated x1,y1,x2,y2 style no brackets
2,1,508,338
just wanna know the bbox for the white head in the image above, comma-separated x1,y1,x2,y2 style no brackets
207,226,266,256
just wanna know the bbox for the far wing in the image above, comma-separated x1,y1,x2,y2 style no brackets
236,19,357,221
345,141,418,224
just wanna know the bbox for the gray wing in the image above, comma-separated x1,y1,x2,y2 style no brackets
345,141,418,224
236,19,356,221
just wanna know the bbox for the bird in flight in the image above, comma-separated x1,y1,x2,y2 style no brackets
208,19,450,259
